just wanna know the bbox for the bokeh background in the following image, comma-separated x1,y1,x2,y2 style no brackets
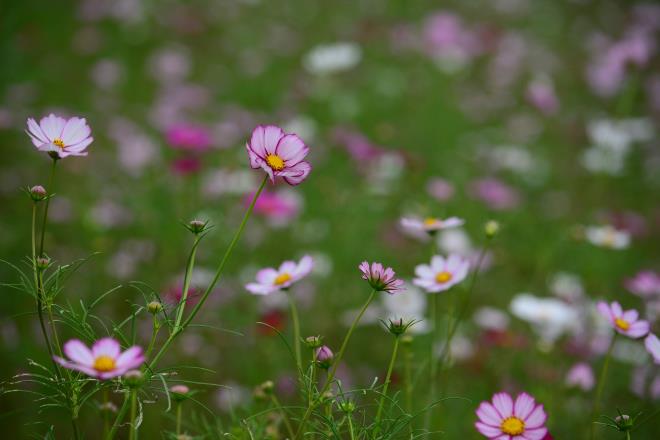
1,0,659,438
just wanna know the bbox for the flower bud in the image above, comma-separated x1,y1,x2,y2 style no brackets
170,384,190,402
29,185,47,202
36,256,50,270
122,370,145,388
304,335,323,349
147,301,163,314
315,346,334,369
337,399,356,414
614,414,634,432
484,220,500,238
385,318,415,336
186,219,208,235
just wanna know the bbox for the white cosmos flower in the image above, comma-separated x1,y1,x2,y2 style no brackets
510,293,578,346
303,42,362,75
585,225,630,250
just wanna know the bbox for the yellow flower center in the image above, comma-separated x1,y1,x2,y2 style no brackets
500,416,525,435
424,217,441,227
53,138,65,149
615,318,630,331
93,355,116,372
435,271,452,283
266,154,285,171
274,273,292,286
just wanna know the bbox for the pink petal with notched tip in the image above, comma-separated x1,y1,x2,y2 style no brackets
40,114,66,140
282,161,311,185
275,134,308,165
626,320,650,338
622,309,638,323
246,283,276,295
611,301,623,317
477,401,502,426
523,404,546,428
521,427,547,440
66,136,93,153
430,255,446,272
294,255,314,278
476,421,503,438
54,356,99,377
513,393,535,420
596,302,613,324
492,392,514,418
256,268,278,285
61,117,91,145
115,346,144,369
249,125,284,158
63,339,94,366
92,337,121,359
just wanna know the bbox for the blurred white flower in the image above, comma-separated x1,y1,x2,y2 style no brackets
473,306,510,331
585,225,630,250
549,272,584,302
303,42,362,75
510,293,578,347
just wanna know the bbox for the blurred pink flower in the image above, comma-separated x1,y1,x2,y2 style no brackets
246,255,314,295
246,125,311,185
248,190,300,225
54,338,144,379
26,114,93,158
597,301,650,338
422,12,482,68
565,362,595,391
166,123,212,151
475,392,547,439
358,261,405,294
401,216,464,234
413,254,470,293
171,156,202,175
426,177,455,201
469,178,521,210
526,79,559,115
333,128,384,163
625,270,660,298
645,334,660,364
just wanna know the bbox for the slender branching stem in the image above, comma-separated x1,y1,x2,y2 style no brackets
38,158,57,257
128,390,138,440
172,234,203,333
590,333,617,440
375,335,400,432
347,414,356,440
107,392,131,440
287,291,302,376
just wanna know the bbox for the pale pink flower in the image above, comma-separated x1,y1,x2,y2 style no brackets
469,178,521,210
475,392,547,439
54,338,144,379
358,261,405,294
645,334,660,364
246,125,311,185
565,362,595,391
26,114,93,158
413,254,470,293
400,216,464,234
526,79,559,115
248,190,301,225
245,255,314,295
596,301,650,338
625,271,660,298
426,177,455,201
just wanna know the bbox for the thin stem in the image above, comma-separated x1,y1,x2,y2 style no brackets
145,316,160,360
128,390,138,440
308,349,318,406
176,403,182,435
375,336,400,431
148,176,268,371
32,204,55,364
107,393,131,440
590,334,617,440
287,291,302,375
173,234,203,332
38,158,57,257
271,394,295,440
296,289,377,438
103,389,110,438
424,293,439,435
404,340,413,438
347,414,356,440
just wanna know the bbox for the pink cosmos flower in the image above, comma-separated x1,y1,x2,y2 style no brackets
26,114,93,158
413,254,470,293
625,271,660,298
565,362,595,391
358,261,405,294
54,338,144,379
475,392,548,439
400,216,464,234
248,190,301,225
246,255,314,295
246,125,311,185
469,178,521,211
596,301,650,338
526,80,559,115
645,334,660,364
166,123,212,151
426,177,455,201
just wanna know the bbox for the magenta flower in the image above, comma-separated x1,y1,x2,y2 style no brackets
413,254,470,293
358,261,405,294
245,255,314,295
246,125,311,185
166,123,212,151
625,270,660,298
54,338,144,379
645,334,660,364
596,301,650,339
401,216,464,234
26,114,93,158
475,392,548,439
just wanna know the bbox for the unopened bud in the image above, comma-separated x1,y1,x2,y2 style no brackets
386,318,414,336
186,219,208,235
304,335,323,349
338,399,356,413
170,384,190,402
147,301,163,314
29,185,47,202
36,256,50,270
315,346,334,369
484,220,500,238
123,370,144,388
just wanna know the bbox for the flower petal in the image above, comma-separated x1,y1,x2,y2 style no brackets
249,125,284,158
275,134,308,165
91,337,121,359
476,401,502,426
281,161,311,186
60,117,91,145
255,268,278,285
475,421,503,438
63,339,94,366
522,427,547,440
514,393,535,420
40,114,66,139
54,356,99,377
492,392,514,418
524,404,546,429
115,346,145,369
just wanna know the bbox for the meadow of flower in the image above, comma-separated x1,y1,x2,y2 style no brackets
1,1,659,439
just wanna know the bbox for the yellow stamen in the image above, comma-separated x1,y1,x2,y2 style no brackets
274,273,292,286
93,355,116,372
266,154,285,171
500,416,525,435
615,318,630,331
53,138,65,149
424,217,441,227
435,271,452,283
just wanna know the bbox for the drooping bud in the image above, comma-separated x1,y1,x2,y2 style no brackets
123,369,145,388
315,346,334,369
170,384,191,402
484,220,500,238
29,185,47,202
304,335,323,349
185,219,208,235
147,301,163,314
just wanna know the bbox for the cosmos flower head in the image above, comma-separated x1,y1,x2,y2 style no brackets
585,225,630,250
400,216,464,234
26,114,93,159
565,362,595,391
596,301,650,339
625,270,660,298
413,254,470,293
166,123,212,151
245,255,314,295
54,338,144,380
246,125,311,185
475,392,548,439
358,261,405,294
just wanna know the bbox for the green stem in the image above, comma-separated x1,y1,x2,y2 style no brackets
176,403,182,435
128,391,138,440
287,291,302,375
590,334,617,440
147,176,268,371
404,340,413,438
375,336,400,432
107,393,131,440
145,316,160,360
173,234,203,333
38,158,57,257
308,348,318,406
296,289,377,438
271,394,295,440
347,414,356,440
31,204,55,364
424,293,439,435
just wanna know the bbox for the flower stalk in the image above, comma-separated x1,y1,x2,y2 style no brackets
590,333,617,440
375,334,401,432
